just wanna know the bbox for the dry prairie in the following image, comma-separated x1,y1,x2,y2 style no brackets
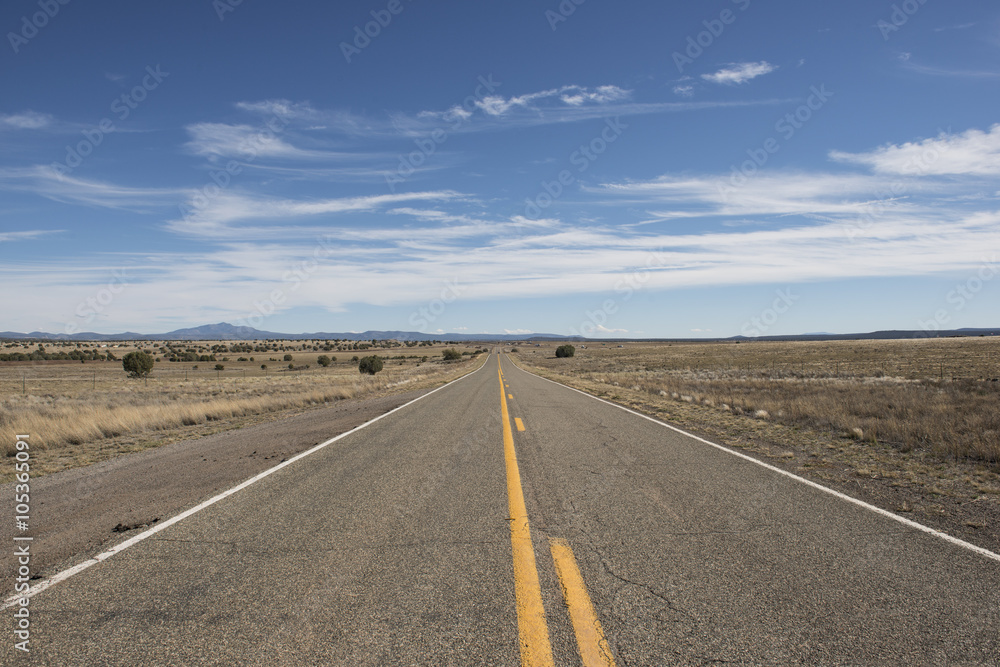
0,339,484,479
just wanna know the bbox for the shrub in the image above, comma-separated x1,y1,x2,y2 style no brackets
261,364,267,370
351,355,360,362
122,351,154,378
510,348,518,353
358,355,383,375
442,348,462,361
283,354,293,361
555,344,576,358
317,355,331,367
215,364,225,371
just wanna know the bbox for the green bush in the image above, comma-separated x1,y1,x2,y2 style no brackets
317,355,331,367
358,355,383,375
122,351,154,378
442,348,462,361
283,354,293,361
215,363,225,371
555,344,576,358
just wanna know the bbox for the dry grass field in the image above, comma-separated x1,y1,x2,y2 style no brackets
0,339,485,479
514,337,1000,463
512,337,1000,549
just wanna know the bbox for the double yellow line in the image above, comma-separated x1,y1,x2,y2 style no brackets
498,360,616,667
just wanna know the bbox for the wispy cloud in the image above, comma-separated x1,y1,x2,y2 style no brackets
0,111,54,130
270,85,791,139
167,190,466,237
830,124,1000,176
897,54,1000,79
702,62,777,85
183,122,374,162
0,229,64,243
0,165,184,210
933,22,977,32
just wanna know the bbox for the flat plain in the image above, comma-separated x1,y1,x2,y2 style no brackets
512,336,1000,554
0,339,485,480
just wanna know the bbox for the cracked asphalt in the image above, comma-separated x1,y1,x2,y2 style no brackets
4,353,999,665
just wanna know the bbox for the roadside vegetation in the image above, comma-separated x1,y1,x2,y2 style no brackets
513,337,1000,550
516,337,1000,463
0,339,483,477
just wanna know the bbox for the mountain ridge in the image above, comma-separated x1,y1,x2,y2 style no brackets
1,323,998,342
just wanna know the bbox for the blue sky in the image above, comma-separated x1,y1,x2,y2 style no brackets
1,0,998,338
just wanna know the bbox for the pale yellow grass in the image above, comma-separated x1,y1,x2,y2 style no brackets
0,348,482,459
514,337,1000,464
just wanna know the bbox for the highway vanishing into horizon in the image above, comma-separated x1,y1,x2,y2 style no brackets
4,352,999,665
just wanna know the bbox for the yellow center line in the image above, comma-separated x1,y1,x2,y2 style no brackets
499,359,554,666
509,393,514,400
549,538,617,667
515,417,525,432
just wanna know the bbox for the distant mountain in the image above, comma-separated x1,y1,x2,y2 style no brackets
0,323,997,342
0,322,580,342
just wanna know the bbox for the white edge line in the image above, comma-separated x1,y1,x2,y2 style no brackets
3,353,494,609
501,354,1000,564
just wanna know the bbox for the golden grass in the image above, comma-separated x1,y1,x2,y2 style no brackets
0,341,484,462
514,337,1000,464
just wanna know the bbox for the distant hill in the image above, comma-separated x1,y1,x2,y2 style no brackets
0,322,579,342
0,323,997,342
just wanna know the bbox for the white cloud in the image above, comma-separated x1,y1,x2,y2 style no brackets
472,85,631,117
0,111,54,130
235,99,320,120
701,62,777,85
673,85,694,98
0,229,64,243
0,165,184,210
183,123,371,162
830,124,1000,176
168,190,465,236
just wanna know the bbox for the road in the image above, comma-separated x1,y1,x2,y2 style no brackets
4,353,999,665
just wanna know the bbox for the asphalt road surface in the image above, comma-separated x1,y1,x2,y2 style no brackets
4,353,999,665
